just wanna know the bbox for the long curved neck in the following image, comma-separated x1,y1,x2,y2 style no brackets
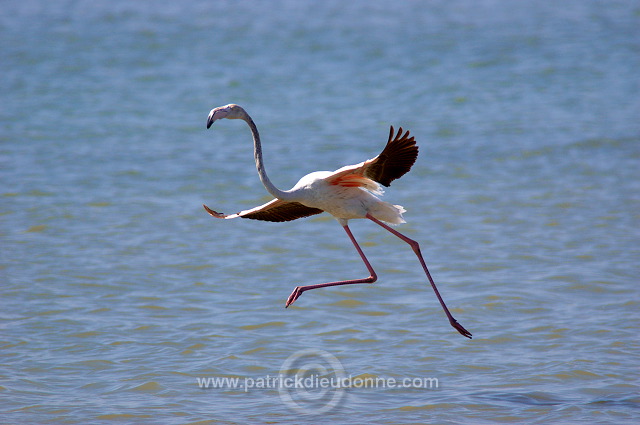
242,114,295,201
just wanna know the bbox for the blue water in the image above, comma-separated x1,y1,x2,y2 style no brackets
2,0,639,423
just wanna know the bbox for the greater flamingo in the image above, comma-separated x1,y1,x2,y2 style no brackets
203,104,472,339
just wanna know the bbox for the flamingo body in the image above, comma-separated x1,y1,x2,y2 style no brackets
204,110,417,226
203,104,472,339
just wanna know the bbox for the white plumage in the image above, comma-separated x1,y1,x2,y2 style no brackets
203,104,472,339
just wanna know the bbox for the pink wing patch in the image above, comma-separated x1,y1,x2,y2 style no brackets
330,173,369,187
327,167,383,194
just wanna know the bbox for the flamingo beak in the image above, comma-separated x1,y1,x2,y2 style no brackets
206,111,217,129
206,108,228,129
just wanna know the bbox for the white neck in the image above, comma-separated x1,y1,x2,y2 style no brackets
242,114,296,201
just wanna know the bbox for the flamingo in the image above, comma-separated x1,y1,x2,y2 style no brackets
203,104,472,339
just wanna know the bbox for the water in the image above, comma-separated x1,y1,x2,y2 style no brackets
2,0,639,423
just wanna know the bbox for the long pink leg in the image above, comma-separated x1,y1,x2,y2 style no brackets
285,224,377,308
366,214,472,339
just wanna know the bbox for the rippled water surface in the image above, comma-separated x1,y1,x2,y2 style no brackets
2,1,639,423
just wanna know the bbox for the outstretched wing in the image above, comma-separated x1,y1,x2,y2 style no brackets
326,126,418,189
363,126,418,187
203,198,323,222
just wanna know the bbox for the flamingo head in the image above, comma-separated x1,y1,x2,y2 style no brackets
206,104,246,128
